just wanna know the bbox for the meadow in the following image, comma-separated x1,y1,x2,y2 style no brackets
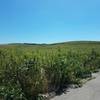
0,41,100,100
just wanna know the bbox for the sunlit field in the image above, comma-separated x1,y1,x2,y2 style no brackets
0,41,100,100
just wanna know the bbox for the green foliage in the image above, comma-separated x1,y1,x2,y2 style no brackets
0,42,100,100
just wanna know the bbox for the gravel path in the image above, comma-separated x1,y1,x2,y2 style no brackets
51,72,100,100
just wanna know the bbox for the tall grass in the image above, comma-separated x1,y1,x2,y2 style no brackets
0,42,100,100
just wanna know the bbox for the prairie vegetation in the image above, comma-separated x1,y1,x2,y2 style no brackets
0,41,100,100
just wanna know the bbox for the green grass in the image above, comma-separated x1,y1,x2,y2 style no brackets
0,41,100,100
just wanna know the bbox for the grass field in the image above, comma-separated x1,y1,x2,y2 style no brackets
0,41,100,100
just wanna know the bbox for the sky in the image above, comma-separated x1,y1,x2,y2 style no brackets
0,0,100,44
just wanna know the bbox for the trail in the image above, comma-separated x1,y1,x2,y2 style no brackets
51,72,100,100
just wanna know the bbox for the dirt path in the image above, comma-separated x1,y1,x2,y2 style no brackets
51,72,100,100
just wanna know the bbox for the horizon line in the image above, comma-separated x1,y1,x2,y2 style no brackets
0,40,100,45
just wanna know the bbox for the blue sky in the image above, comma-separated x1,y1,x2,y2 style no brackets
0,0,100,44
